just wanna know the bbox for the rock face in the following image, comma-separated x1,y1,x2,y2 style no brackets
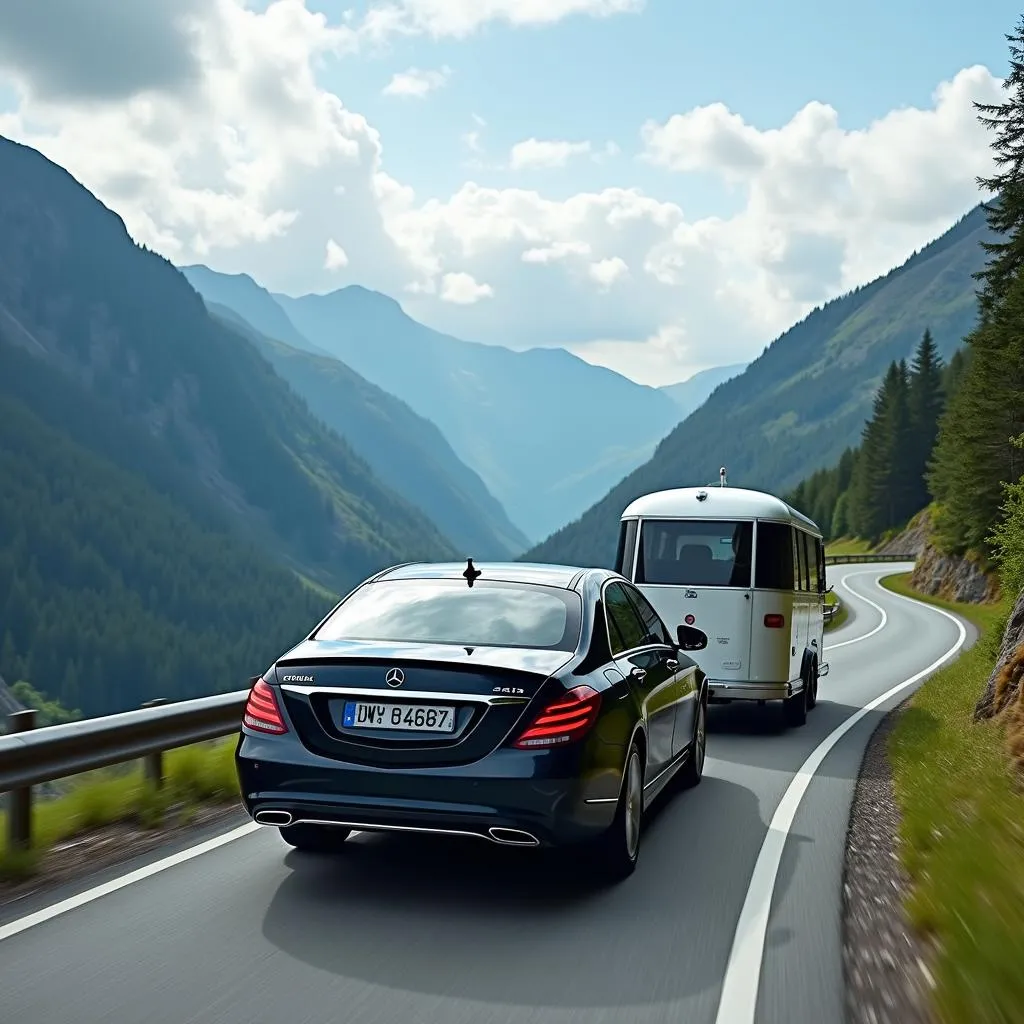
876,511,931,558
911,543,1001,604
879,508,1001,604
975,587,1024,721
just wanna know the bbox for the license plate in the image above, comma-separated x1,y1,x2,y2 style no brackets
342,701,457,733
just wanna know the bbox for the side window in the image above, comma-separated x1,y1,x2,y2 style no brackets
755,522,795,590
793,530,807,592
614,519,639,578
817,539,827,593
604,582,648,655
622,584,672,646
807,535,820,593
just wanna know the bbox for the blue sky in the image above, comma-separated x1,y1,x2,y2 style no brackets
314,0,1020,211
0,0,1014,385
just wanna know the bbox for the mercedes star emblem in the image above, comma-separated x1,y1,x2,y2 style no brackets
385,667,405,688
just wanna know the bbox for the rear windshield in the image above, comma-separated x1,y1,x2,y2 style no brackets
636,519,753,587
312,579,581,651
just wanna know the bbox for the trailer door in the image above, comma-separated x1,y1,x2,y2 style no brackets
632,517,753,683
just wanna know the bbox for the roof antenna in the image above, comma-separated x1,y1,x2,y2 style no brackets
462,558,482,587
720,466,727,488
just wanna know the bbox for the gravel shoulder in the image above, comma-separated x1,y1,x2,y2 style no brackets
0,801,249,909
842,699,935,1024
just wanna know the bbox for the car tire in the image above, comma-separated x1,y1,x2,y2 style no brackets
279,823,352,853
783,685,808,728
806,659,819,710
591,742,644,883
676,694,707,790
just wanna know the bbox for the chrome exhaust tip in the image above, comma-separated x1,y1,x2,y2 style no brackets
487,827,540,847
254,809,294,826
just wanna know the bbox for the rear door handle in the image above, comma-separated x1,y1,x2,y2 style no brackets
630,667,647,682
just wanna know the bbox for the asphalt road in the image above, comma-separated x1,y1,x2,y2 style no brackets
0,563,973,1024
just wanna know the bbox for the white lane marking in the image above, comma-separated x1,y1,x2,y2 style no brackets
824,563,911,651
0,822,261,944
712,574,968,1024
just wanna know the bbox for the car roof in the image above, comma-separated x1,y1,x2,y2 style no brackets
373,561,594,590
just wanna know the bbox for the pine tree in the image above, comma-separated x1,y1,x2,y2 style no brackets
974,15,1024,314
906,329,945,513
928,13,1024,556
882,360,916,530
929,274,1024,553
848,365,899,541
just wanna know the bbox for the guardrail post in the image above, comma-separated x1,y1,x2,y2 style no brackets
140,699,167,788
7,708,38,852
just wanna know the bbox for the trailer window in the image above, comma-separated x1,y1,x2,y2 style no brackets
806,534,820,592
755,522,795,590
636,519,752,587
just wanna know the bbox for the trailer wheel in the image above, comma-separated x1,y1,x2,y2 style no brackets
807,658,819,710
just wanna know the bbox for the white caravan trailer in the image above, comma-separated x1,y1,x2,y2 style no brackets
614,475,828,727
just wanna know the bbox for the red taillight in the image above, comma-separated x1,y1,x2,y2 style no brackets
513,685,601,749
764,613,785,629
243,679,288,734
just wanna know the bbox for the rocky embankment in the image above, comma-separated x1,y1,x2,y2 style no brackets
876,509,1000,604
974,586,1024,738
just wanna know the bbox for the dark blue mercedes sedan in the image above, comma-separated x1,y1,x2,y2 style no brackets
235,560,710,881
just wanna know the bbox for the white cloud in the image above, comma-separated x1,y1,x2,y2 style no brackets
0,0,1002,387
358,0,644,41
589,256,629,288
325,238,349,268
382,65,451,98
510,138,591,169
521,240,592,263
440,271,494,304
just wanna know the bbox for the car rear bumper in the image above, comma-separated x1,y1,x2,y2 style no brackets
708,679,800,702
235,734,621,848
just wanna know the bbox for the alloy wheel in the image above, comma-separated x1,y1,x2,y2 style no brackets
624,751,643,859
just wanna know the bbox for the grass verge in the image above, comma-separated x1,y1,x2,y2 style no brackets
879,572,1024,1024
826,537,874,557
0,737,241,881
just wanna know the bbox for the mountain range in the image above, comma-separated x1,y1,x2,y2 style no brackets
0,129,995,715
205,298,530,560
526,204,994,567
659,363,748,419
181,266,687,542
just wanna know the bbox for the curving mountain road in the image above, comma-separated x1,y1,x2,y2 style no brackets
0,563,972,1024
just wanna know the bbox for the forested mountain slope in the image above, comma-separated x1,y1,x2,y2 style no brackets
208,302,530,559
0,134,460,716
527,204,995,568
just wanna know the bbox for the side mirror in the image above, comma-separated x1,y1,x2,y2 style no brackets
676,624,709,651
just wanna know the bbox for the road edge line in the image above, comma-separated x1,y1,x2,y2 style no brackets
0,822,261,943
712,573,968,1024
824,567,901,651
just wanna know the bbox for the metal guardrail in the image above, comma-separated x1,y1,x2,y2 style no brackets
823,601,839,623
824,553,915,565
0,689,248,851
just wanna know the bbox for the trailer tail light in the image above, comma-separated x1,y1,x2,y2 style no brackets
764,614,785,629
